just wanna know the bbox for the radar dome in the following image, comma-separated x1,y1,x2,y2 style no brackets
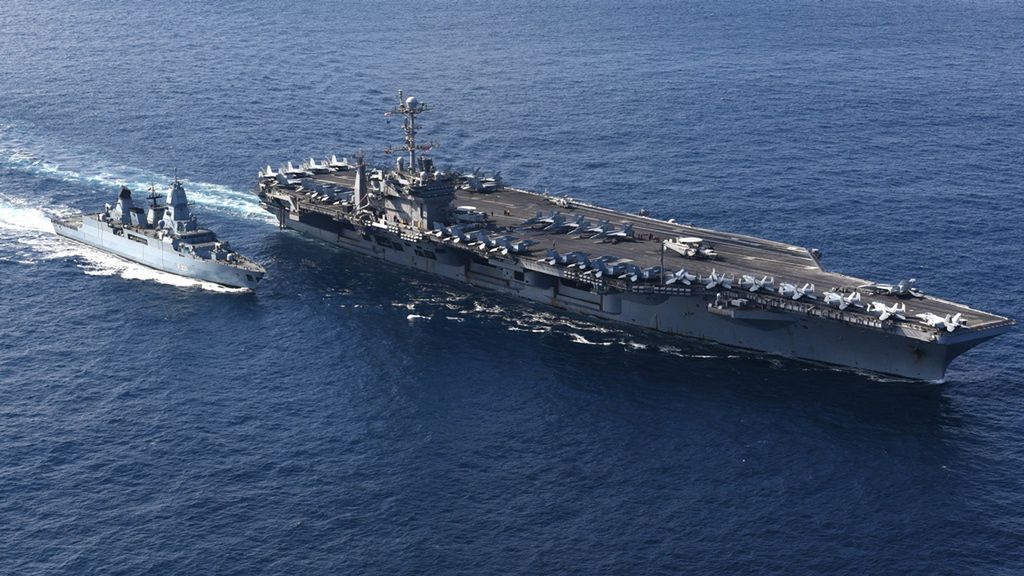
405,96,419,108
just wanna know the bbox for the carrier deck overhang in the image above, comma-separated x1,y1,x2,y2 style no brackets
261,168,1013,344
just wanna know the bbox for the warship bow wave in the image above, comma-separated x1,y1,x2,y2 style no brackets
255,92,1012,380
53,178,265,289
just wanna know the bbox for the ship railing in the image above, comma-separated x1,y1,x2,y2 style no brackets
624,284,694,296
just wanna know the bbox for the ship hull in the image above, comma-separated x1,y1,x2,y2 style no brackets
52,217,261,290
267,205,1009,381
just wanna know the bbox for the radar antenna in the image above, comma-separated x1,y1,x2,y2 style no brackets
147,184,161,206
389,90,429,172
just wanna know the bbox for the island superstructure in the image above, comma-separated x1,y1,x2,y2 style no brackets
255,92,1012,380
53,178,265,289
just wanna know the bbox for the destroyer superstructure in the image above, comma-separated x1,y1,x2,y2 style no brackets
256,93,1012,380
53,178,265,289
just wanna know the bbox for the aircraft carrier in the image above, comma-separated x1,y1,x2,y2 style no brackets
255,93,1013,381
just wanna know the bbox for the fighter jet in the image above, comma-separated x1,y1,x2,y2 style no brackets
823,290,863,310
519,211,546,227
916,311,967,332
259,165,279,179
281,161,313,179
582,220,614,239
665,267,697,285
533,211,562,226
739,275,775,293
431,222,470,240
490,237,537,255
778,282,817,300
702,269,734,290
867,301,907,321
603,223,636,243
327,155,350,171
860,278,920,298
302,158,331,174
573,254,614,271
446,226,476,244
565,215,591,234
543,214,576,234
468,231,500,250
480,171,502,191
542,249,586,266
619,264,663,283
589,259,628,279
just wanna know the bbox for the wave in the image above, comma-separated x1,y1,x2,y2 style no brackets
0,126,275,223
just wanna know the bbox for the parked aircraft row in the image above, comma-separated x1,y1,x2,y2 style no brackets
259,156,353,184
535,250,965,330
431,223,537,255
520,211,636,242
540,249,665,281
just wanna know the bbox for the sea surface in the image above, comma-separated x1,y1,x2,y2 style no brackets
1,1,1022,574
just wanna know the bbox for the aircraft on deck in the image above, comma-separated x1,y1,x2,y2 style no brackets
542,215,574,233
460,169,502,192
823,290,863,310
916,311,967,332
281,161,313,180
702,269,735,290
577,220,611,237
739,275,775,293
867,301,907,321
620,264,663,283
432,223,477,244
542,249,587,266
519,211,546,227
573,254,614,272
491,237,537,255
665,267,697,285
588,259,629,278
480,172,502,191
327,155,351,171
564,215,591,234
860,278,921,298
302,158,331,174
665,236,718,259
601,223,636,243
778,282,817,300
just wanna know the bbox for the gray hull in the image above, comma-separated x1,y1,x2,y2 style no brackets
52,217,261,290
272,208,1010,381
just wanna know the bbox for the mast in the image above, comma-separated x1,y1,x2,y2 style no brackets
353,150,367,208
391,90,429,171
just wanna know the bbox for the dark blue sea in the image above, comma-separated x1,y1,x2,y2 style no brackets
1,1,1022,573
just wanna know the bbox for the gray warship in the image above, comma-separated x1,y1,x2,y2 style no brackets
255,92,1013,380
52,178,265,289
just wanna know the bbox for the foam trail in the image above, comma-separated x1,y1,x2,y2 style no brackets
0,198,55,234
0,128,276,223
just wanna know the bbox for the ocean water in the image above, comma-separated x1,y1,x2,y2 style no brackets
1,0,1022,573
